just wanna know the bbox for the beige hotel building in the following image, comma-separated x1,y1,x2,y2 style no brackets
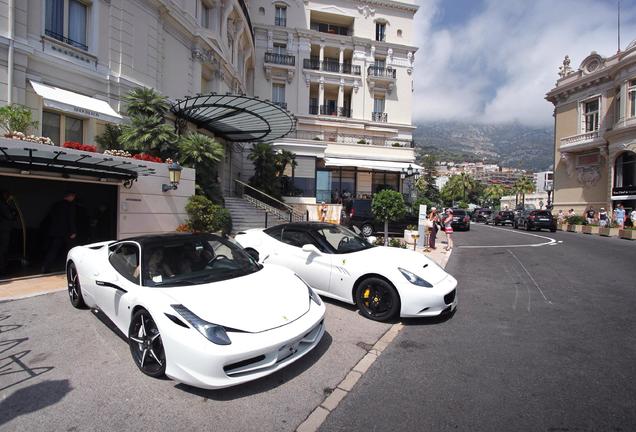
546,40,636,215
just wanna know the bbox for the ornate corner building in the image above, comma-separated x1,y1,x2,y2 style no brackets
546,41,636,214
246,0,419,205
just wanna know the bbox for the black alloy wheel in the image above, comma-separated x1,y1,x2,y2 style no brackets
66,262,86,309
128,309,166,378
361,224,374,237
355,277,400,322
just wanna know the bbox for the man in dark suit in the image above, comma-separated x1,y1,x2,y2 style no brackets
0,190,17,276
41,191,77,274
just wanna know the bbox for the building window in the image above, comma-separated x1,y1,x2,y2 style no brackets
273,43,287,55
275,6,287,27
200,2,211,28
615,88,622,123
45,0,88,51
583,99,599,132
397,29,403,37
373,96,385,113
259,6,265,14
42,110,84,145
42,111,61,145
227,34,234,63
375,22,386,42
272,83,286,108
629,80,636,118
614,152,636,189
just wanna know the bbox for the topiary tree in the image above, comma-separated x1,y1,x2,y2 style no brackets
185,195,232,235
372,189,406,246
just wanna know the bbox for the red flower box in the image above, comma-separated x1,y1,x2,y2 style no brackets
132,153,163,163
63,141,97,153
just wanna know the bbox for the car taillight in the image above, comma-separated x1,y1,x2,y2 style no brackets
464,216,469,222
529,215,535,220
349,208,355,218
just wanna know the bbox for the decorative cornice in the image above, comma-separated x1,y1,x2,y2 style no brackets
352,0,419,14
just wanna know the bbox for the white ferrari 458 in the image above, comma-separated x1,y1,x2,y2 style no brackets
235,223,458,322
66,233,325,389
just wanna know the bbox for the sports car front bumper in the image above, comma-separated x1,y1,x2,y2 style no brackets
398,274,458,318
159,300,326,389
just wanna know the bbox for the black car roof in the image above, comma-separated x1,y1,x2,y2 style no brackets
116,232,219,247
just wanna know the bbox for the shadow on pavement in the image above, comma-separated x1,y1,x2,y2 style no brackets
175,331,333,400
401,308,457,326
0,379,72,427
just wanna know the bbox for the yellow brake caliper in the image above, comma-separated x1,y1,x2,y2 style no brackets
363,288,371,306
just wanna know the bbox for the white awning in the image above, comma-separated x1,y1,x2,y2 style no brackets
30,80,123,124
324,157,423,172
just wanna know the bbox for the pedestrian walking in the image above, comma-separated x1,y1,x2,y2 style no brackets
630,208,636,228
567,208,575,218
428,207,439,249
557,209,565,224
598,208,609,227
0,190,17,276
443,208,454,251
614,203,626,229
41,191,78,273
585,206,596,225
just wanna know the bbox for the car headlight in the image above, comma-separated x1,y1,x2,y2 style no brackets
171,304,231,345
398,268,433,288
296,274,321,305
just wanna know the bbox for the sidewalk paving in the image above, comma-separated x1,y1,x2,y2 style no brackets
0,273,66,301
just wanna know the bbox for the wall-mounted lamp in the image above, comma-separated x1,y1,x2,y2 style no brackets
162,161,183,192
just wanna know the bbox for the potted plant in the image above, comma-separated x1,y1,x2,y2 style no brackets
403,224,418,245
599,222,620,237
565,215,586,233
618,227,636,240
372,190,406,246
581,224,600,235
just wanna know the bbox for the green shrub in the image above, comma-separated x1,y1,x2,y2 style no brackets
388,238,407,248
391,142,401,147
185,195,232,234
0,104,38,134
357,139,367,144
372,189,407,246
566,215,586,225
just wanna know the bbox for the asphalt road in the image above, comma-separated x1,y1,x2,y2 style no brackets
0,289,390,431
320,223,636,432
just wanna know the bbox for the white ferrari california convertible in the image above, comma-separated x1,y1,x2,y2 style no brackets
235,223,458,321
66,233,325,389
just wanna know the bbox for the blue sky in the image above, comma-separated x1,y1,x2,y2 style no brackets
412,0,636,126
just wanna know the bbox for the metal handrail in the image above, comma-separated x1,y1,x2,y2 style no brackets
234,179,306,222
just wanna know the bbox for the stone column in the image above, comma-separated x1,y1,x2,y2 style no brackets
319,44,325,70
339,47,344,73
337,78,344,116
318,77,325,112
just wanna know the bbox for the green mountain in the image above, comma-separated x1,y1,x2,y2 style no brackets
413,121,554,172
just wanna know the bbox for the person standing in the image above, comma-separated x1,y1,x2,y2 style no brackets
0,190,17,276
443,208,454,252
630,208,636,228
585,206,596,225
614,203,626,229
41,191,77,273
557,209,565,224
428,207,440,249
598,208,609,227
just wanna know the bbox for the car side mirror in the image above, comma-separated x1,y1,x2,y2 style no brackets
366,236,377,244
245,248,259,262
302,244,321,254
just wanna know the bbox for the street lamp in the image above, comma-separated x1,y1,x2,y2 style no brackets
544,180,554,210
162,161,183,192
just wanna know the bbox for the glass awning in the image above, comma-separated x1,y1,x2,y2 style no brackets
0,146,155,181
171,94,296,142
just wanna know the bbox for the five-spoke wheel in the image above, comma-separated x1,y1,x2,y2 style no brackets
128,309,166,378
361,224,374,237
66,262,86,309
355,277,400,321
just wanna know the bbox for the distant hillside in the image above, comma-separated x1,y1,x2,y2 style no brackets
413,121,554,172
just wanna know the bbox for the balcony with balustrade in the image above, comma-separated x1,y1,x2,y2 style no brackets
367,66,396,93
264,51,296,82
559,129,606,152
372,112,388,123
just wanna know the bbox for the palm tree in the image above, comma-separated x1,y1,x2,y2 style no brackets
119,115,177,156
513,176,535,208
123,87,170,118
484,184,506,206
275,150,297,177
95,123,122,150
248,143,279,196
457,172,476,201
178,132,224,168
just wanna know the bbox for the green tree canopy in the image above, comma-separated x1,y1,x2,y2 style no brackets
441,173,476,206
513,176,535,208
0,104,38,134
178,132,225,203
123,87,170,118
248,142,280,198
372,189,406,246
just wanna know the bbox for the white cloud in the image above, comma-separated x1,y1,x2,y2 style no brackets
412,0,636,126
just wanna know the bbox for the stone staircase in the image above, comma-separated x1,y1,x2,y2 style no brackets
224,196,288,233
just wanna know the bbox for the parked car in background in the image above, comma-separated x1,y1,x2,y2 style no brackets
450,208,471,231
344,199,418,237
514,210,557,232
472,208,493,223
487,210,515,226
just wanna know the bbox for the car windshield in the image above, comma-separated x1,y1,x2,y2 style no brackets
534,211,552,217
142,235,260,287
313,225,374,254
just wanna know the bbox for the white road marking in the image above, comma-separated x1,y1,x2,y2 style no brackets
458,224,558,249
507,249,552,305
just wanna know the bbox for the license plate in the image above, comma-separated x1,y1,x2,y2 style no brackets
539,218,548,221
278,341,300,362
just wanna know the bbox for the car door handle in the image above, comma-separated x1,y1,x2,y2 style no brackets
95,280,128,293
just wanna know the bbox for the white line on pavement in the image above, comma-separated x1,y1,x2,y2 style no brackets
507,249,552,304
458,224,558,249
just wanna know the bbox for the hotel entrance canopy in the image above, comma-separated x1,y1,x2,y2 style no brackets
171,94,296,142
0,141,155,181
324,157,423,173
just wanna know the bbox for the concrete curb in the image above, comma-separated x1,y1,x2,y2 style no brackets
295,248,453,432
